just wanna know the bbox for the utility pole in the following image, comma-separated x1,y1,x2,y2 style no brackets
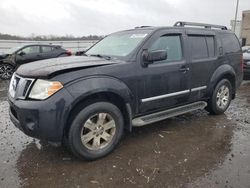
234,0,239,32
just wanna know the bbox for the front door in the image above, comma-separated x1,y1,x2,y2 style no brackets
15,45,41,64
137,30,190,114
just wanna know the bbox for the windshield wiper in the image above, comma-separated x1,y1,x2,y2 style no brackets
88,54,111,60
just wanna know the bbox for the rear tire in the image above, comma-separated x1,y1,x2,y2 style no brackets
0,64,14,80
206,79,232,115
67,102,124,160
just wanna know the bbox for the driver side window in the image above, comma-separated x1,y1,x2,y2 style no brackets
149,35,182,63
20,46,40,55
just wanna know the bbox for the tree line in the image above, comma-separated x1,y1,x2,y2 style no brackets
0,33,104,41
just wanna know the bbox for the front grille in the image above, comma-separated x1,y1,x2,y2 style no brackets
22,80,33,97
9,73,34,99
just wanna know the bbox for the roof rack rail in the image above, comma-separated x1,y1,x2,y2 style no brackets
174,21,227,30
135,26,152,29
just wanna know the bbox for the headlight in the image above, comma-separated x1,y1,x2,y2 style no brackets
29,79,63,100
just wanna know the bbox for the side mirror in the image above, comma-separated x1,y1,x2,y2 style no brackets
18,51,25,56
142,49,167,65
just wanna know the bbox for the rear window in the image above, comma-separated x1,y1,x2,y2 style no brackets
221,34,241,54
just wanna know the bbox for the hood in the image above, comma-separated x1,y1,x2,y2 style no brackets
0,53,9,60
16,56,121,78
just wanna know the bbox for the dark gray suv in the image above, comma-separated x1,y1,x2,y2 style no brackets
8,22,243,160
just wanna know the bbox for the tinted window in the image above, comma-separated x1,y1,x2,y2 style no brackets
42,46,53,53
149,35,182,62
206,36,215,57
21,46,40,54
190,36,208,59
221,34,240,53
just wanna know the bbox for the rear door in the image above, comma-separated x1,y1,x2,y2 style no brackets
40,45,58,59
187,32,217,101
136,29,191,114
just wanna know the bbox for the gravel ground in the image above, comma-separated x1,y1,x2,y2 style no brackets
0,80,250,188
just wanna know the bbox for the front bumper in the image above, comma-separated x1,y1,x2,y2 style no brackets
8,88,74,142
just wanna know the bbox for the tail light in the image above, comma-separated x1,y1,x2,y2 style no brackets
66,50,72,56
240,55,244,72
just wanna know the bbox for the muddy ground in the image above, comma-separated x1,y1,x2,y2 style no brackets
0,80,250,188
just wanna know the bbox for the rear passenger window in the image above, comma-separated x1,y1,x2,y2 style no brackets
221,34,240,54
190,36,216,60
190,36,208,59
149,35,182,62
42,46,53,53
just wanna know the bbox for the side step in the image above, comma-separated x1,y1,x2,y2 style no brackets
132,101,207,127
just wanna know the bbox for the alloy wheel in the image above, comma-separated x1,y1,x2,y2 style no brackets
81,113,116,150
216,85,230,110
0,64,14,79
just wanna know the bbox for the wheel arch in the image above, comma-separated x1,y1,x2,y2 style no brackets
64,91,133,139
208,64,236,99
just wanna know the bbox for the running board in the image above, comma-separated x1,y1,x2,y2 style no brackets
132,101,207,127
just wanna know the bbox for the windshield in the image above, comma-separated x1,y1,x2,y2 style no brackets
86,31,150,58
5,46,22,54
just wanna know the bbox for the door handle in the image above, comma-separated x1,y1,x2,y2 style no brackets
179,67,190,73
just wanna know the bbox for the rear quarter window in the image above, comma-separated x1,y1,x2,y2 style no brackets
221,33,241,54
206,36,215,57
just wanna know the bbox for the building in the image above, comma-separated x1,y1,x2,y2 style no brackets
230,20,241,38
241,10,250,46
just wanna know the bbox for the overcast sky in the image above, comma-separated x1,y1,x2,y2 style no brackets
0,0,250,37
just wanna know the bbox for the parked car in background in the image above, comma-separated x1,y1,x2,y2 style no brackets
0,44,72,79
75,50,86,56
242,46,250,53
243,46,250,79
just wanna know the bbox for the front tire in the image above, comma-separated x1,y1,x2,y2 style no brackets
206,79,232,115
67,102,124,160
0,64,14,80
